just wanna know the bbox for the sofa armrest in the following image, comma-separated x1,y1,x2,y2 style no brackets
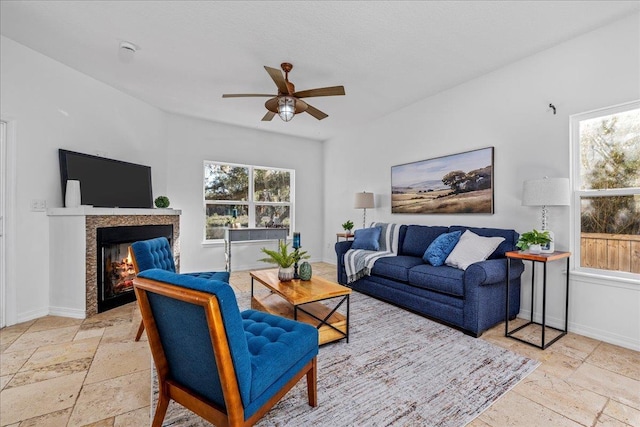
464,258,524,287
335,241,354,285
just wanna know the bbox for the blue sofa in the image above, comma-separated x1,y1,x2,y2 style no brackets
335,225,524,337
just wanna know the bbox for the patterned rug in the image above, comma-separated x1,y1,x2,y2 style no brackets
154,290,539,427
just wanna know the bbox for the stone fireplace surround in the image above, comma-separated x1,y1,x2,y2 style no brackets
48,207,180,317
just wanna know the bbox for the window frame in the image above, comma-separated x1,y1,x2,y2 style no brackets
570,100,640,281
203,160,295,243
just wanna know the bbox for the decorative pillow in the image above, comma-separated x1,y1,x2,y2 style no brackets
351,227,382,251
445,230,505,270
423,230,462,266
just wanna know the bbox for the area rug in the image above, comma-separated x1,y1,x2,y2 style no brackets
153,290,539,426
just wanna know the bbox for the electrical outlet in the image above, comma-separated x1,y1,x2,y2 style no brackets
30,199,47,211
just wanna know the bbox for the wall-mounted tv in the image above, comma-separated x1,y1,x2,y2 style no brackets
59,149,153,208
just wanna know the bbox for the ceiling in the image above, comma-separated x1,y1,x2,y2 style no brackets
1,1,638,141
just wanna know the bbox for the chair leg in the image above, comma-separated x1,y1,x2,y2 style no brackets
135,319,145,341
151,390,170,427
306,357,317,407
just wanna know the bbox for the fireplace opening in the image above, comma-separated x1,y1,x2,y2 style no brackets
97,224,173,312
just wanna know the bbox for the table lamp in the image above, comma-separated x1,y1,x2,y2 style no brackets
522,177,570,253
354,191,375,229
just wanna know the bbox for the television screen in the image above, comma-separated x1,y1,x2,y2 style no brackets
59,149,153,208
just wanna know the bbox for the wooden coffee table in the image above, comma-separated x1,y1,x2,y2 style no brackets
249,269,351,345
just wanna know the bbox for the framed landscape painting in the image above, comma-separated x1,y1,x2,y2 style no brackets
391,147,494,214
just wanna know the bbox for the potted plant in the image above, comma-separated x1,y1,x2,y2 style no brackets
342,220,354,234
516,229,552,254
259,241,309,281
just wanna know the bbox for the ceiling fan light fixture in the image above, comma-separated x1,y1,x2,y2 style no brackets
278,96,296,122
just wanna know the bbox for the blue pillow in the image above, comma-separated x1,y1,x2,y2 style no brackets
351,227,382,251
423,230,462,266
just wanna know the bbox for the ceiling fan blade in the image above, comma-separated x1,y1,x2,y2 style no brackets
264,66,290,94
293,86,345,98
304,103,329,120
262,111,276,121
222,94,274,98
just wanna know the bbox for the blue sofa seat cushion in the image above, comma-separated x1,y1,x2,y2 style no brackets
408,264,465,297
241,310,318,402
400,225,449,257
371,255,424,282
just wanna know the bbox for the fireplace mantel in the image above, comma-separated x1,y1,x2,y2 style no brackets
48,208,181,318
47,207,181,216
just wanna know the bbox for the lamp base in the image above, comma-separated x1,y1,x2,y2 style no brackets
541,230,555,253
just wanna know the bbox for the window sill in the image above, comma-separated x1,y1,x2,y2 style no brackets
570,269,640,290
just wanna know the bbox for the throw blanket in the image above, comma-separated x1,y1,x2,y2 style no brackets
345,222,401,284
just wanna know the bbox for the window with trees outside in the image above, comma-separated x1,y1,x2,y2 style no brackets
204,161,294,241
571,101,639,279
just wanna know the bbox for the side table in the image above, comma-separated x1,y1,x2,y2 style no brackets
336,232,354,242
505,250,571,349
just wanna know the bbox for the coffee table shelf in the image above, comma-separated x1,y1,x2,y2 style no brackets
250,269,351,345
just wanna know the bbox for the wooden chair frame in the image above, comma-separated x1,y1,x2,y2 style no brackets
134,276,318,427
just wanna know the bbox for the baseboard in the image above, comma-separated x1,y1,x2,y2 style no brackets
518,310,639,351
48,306,86,319
16,307,49,324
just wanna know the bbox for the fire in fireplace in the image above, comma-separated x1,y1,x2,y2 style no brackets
97,225,173,312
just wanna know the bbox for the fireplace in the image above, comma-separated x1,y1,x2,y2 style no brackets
97,224,173,312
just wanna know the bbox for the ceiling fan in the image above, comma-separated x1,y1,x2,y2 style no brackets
222,62,345,122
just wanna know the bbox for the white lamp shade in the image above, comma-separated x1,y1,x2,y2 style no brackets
354,192,375,209
522,178,570,206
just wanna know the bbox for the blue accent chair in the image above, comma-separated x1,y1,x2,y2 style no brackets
134,269,319,427
130,237,230,341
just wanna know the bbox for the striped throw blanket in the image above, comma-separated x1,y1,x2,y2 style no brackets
345,222,401,284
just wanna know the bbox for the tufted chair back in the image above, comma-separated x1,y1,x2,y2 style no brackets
134,269,319,427
130,237,176,273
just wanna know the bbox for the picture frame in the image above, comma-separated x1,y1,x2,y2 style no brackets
391,147,494,214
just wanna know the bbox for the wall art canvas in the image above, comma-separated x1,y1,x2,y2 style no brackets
391,147,494,214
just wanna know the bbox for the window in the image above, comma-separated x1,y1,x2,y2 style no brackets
571,101,640,278
203,161,294,240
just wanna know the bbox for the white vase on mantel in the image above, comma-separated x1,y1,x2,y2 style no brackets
65,180,81,208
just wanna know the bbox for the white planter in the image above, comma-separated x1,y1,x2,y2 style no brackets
278,266,295,281
528,244,542,254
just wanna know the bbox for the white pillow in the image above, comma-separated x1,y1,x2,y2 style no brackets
445,230,505,270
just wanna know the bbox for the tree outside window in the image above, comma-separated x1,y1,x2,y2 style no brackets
573,103,640,276
204,162,293,240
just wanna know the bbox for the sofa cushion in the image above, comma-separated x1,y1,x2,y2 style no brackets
449,226,518,259
400,225,449,257
445,230,504,270
351,227,382,251
408,264,465,297
423,230,462,266
371,256,424,282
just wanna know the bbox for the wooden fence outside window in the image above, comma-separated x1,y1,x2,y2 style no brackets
580,233,640,274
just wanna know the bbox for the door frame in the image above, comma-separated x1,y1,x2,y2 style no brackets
1,118,17,327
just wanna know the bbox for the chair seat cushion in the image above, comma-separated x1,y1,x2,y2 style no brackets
241,310,318,402
184,271,230,283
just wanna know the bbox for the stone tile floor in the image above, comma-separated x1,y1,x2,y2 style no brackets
1,263,638,426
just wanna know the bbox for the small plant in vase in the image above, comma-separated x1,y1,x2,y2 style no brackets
259,241,309,281
342,220,354,234
516,229,552,254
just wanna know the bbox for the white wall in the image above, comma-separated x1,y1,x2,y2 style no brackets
0,36,167,324
323,14,640,349
165,114,324,273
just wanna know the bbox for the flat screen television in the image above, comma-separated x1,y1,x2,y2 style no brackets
59,149,153,208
